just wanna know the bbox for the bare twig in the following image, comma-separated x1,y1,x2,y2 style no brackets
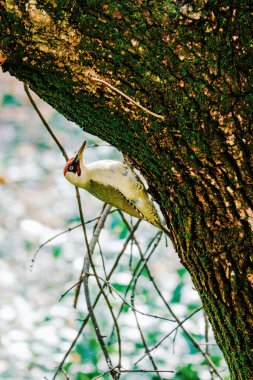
134,307,223,379
111,214,164,324
60,368,70,380
119,369,174,373
24,84,69,161
135,308,202,365
132,299,162,379
52,220,141,379
92,366,118,380
108,227,164,345
118,215,221,377
75,194,118,379
93,368,174,379
73,203,111,308
97,240,107,279
59,279,82,301
87,273,175,323
90,76,165,120
118,213,221,378
79,204,122,375
30,210,117,271
130,232,163,379
132,261,221,376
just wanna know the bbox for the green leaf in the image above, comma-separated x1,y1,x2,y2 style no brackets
76,373,90,380
119,222,128,239
112,282,128,292
24,240,34,251
187,303,201,312
141,266,150,278
67,216,81,224
52,246,62,258
171,283,183,303
44,316,52,322
205,355,221,367
147,331,160,345
2,93,21,106
109,212,128,239
174,364,200,380
63,362,73,371
182,331,200,355
76,371,101,380
177,267,187,278
76,337,99,365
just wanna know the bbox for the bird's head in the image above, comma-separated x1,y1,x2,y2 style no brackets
64,141,87,186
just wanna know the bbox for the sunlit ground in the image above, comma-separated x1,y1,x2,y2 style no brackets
0,72,229,379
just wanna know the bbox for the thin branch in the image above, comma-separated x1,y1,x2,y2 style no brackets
97,240,107,279
73,203,111,308
24,84,69,161
119,369,174,373
59,279,82,301
130,233,163,379
30,210,117,271
132,259,221,377
131,298,162,379
134,307,223,380
93,368,174,379
87,273,175,323
52,220,141,379
118,213,220,378
135,308,202,366
112,214,164,323
90,76,165,120
108,228,163,344
79,204,122,374
76,194,118,379
59,368,70,380
92,367,118,380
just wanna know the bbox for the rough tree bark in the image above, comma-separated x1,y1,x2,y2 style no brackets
0,1,252,378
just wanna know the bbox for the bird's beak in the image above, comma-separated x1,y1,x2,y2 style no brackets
74,141,86,162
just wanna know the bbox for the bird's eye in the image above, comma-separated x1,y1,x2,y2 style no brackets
69,165,74,171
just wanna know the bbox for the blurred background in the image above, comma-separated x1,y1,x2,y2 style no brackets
0,71,229,379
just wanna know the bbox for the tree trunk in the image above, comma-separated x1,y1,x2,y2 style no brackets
1,1,252,378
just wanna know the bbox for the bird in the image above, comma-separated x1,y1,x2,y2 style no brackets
64,141,169,235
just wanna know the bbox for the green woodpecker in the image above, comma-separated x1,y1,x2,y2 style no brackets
64,141,169,235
